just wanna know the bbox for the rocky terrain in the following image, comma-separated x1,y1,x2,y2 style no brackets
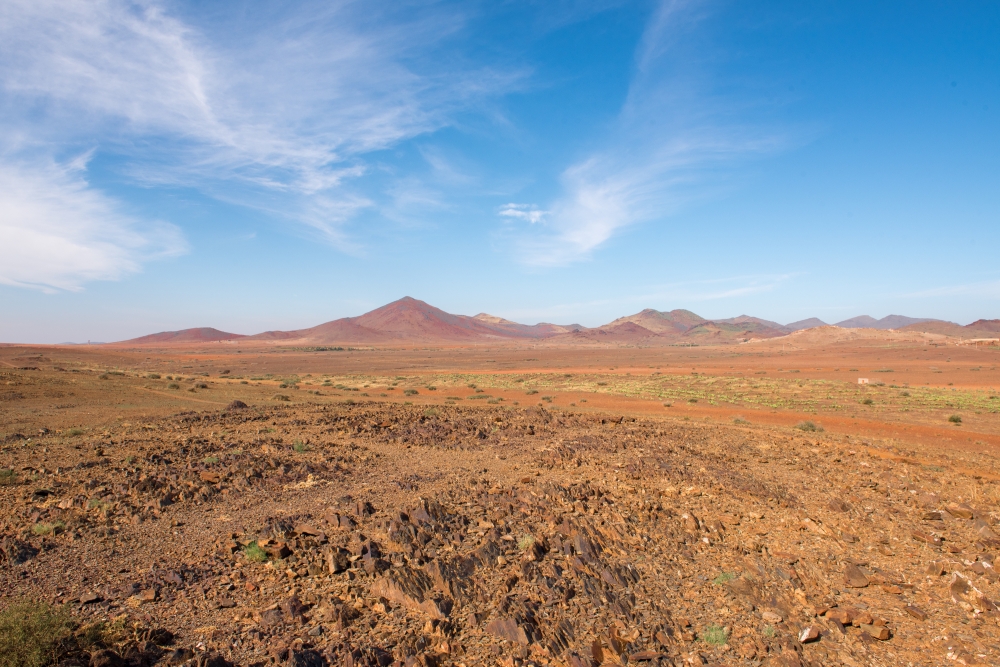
5,395,1000,667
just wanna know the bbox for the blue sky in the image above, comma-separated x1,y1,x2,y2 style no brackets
1,0,998,342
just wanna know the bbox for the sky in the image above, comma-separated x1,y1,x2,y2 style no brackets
1,0,999,342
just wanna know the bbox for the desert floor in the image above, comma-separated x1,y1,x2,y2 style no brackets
2,336,999,666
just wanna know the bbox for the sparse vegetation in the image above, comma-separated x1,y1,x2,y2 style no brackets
293,440,309,452
762,625,776,638
949,414,963,424
203,456,219,465
862,397,874,405
423,408,439,417
273,394,291,401
0,601,74,667
243,541,268,562
517,534,535,551
796,421,823,432
403,389,418,396
712,572,735,585
733,417,750,425
701,625,728,646
167,383,180,389
64,428,84,437
31,522,64,536
0,469,17,486
147,373,161,379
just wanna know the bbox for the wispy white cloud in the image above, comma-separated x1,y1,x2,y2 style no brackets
499,203,548,224
0,158,185,292
505,0,794,266
0,0,525,287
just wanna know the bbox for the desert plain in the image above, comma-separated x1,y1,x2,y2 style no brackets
3,325,1000,667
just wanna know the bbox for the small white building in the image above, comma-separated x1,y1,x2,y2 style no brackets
858,378,869,385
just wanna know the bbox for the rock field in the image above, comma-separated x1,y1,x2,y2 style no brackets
4,400,1000,667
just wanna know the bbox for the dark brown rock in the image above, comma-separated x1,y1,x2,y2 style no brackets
90,650,125,667
843,564,869,588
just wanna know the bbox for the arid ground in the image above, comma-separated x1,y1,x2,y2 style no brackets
2,332,1000,667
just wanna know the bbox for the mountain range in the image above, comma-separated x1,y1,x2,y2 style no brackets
119,297,998,345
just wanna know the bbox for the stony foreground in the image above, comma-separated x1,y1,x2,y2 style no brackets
3,401,1000,667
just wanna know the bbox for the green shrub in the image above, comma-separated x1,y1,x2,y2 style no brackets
203,456,219,465
64,428,84,437
86,498,109,511
423,408,439,418
0,469,17,486
701,624,728,646
517,534,535,551
293,441,309,453
733,417,749,425
862,397,874,405
403,389,418,396
147,373,161,379
712,572,735,585
949,414,962,424
796,421,823,432
272,394,291,402
30,522,64,536
243,541,268,563
525,390,538,395
167,383,180,390
0,601,74,667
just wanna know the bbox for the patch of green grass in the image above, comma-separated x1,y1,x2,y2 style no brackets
0,601,74,667
293,441,309,453
86,498,109,511
701,625,728,646
712,572,736,585
517,534,535,551
762,625,776,638
423,408,439,418
30,522,64,536
949,414,962,424
0,469,17,486
243,541,268,563
203,456,219,465
795,420,823,432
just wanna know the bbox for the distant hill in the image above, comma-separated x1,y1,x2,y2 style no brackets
245,297,580,344
118,299,990,346
966,319,1000,333
604,308,704,335
835,315,938,330
785,317,827,331
121,327,245,344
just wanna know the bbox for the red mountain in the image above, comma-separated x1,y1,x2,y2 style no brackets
120,327,245,344
966,319,1000,333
